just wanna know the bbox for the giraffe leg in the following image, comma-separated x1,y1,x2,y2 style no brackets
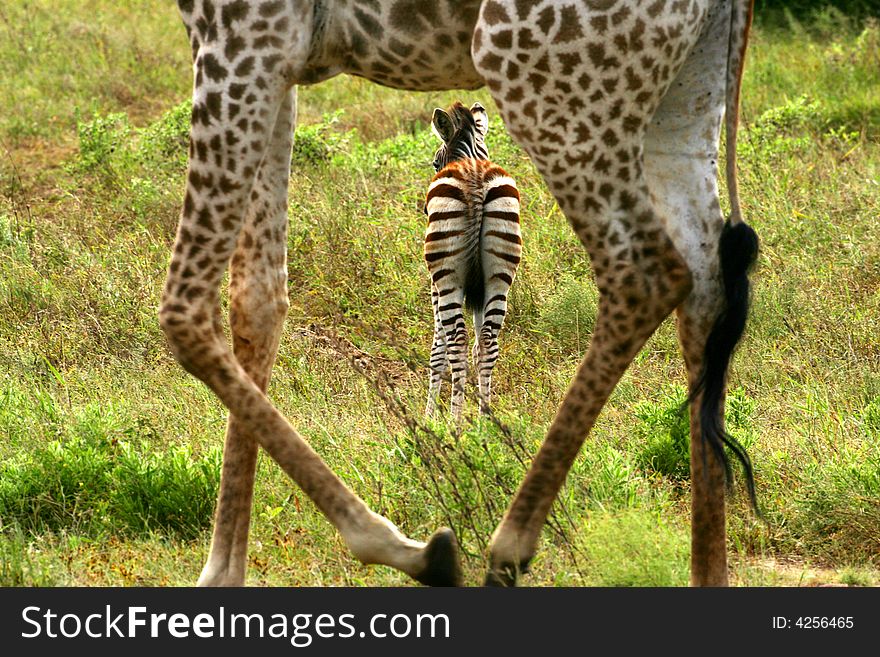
197,89,295,587
641,1,746,586
426,286,449,417
677,305,728,586
485,237,691,584
656,166,729,587
473,0,721,585
162,31,460,587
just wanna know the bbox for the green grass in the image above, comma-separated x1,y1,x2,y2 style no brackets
0,0,189,143
0,2,879,586
578,510,690,587
0,390,221,538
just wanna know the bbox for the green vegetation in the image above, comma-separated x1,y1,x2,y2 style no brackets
0,2,878,586
755,1,880,24
578,510,690,587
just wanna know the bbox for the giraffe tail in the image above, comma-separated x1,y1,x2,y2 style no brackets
696,219,759,514
724,0,753,227
692,0,761,515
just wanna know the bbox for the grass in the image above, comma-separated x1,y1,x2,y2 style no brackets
0,392,221,538
0,1,879,586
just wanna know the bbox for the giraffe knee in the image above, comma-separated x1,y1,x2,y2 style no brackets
229,288,289,345
227,258,289,335
665,251,694,310
609,243,693,317
646,238,693,310
159,299,222,376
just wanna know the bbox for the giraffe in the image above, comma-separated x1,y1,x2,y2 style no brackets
161,0,758,587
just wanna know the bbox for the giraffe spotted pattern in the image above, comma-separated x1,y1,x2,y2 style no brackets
160,0,758,588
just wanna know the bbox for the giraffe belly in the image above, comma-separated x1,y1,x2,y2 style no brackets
343,54,484,92
308,0,484,91
643,0,731,275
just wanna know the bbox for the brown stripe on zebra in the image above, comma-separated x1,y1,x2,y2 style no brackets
431,267,455,283
483,183,519,205
426,183,467,204
484,230,523,244
425,246,468,262
428,210,467,223
483,211,519,222
425,229,466,242
486,249,521,265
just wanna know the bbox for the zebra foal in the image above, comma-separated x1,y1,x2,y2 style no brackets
423,101,522,422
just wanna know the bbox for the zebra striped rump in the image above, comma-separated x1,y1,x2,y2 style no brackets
424,157,521,420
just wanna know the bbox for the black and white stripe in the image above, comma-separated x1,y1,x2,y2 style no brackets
423,102,521,421
431,101,489,172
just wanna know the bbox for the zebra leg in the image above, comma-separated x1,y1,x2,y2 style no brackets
471,307,486,413
477,187,521,416
447,325,468,423
435,290,468,423
426,286,449,417
476,289,510,414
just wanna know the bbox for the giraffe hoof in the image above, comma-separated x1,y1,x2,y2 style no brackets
484,568,516,587
484,560,529,587
414,527,463,587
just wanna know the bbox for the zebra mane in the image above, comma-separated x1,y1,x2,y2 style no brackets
432,101,489,171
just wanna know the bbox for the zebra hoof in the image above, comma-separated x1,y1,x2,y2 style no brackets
414,527,463,587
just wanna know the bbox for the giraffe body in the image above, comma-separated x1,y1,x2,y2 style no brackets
163,0,757,586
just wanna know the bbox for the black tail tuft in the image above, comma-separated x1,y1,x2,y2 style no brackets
695,219,761,515
463,248,484,314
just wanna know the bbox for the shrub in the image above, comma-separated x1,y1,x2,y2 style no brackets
73,111,133,175
0,411,220,539
137,99,192,168
293,110,354,165
633,387,692,481
741,96,823,161
111,443,221,540
634,387,757,481
578,443,642,510
0,437,114,534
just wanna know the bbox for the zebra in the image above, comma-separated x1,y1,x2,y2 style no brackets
423,101,522,422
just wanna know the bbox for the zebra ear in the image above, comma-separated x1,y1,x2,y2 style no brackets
431,108,455,143
471,103,489,137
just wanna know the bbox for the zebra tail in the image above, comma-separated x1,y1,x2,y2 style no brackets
463,241,484,314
